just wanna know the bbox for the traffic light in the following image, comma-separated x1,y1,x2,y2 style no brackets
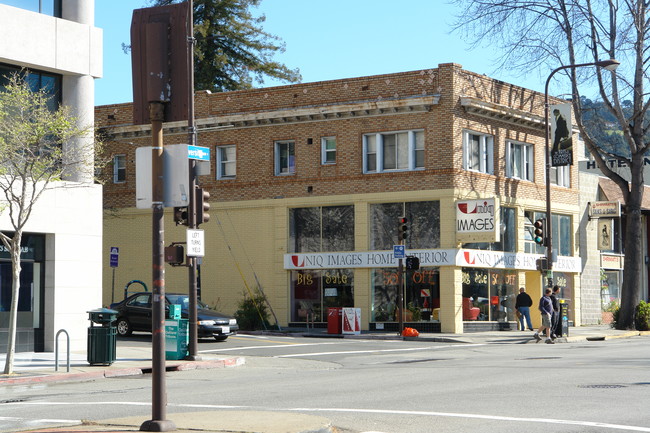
405,256,420,270
164,244,185,266
173,207,188,226
196,187,210,226
398,217,408,242
533,218,546,245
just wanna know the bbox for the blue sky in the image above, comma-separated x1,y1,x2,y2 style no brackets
94,0,546,106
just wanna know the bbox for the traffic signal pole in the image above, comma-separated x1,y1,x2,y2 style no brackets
185,0,201,362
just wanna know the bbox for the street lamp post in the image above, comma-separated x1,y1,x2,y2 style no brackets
543,59,619,278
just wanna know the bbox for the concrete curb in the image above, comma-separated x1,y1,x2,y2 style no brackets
0,357,245,386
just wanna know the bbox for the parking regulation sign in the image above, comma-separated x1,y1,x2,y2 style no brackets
109,247,119,268
393,245,405,259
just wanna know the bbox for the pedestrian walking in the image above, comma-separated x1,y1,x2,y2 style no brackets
550,286,561,339
534,288,554,344
515,287,533,331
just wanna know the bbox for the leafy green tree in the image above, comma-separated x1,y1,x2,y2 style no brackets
0,73,97,374
148,0,301,91
452,1,648,329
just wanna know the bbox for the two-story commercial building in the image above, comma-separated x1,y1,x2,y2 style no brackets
97,63,583,333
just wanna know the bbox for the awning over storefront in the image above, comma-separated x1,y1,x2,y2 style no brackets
598,177,650,211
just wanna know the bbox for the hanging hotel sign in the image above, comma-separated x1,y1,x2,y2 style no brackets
455,198,499,243
589,201,621,218
550,103,573,166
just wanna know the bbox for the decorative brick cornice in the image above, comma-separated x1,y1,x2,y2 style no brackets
101,94,440,140
460,96,543,130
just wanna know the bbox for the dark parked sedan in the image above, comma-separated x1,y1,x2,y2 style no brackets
110,292,238,341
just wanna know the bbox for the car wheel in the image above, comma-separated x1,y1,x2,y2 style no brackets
213,335,228,342
116,318,132,336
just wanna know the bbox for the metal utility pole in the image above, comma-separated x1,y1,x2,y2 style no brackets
142,101,175,432
543,59,620,282
185,0,201,362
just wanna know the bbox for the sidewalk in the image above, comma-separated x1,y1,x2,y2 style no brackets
2,325,647,433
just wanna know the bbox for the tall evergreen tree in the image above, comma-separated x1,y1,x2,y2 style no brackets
148,0,301,92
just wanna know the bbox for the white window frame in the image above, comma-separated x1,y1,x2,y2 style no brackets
506,140,534,181
363,129,424,173
216,145,236,179
321,137,336,165
113,154,126,183
550,165,570,187
463,130,494,174
275,140,295,175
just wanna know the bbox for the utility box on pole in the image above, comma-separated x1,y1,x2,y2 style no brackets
131,2,190,125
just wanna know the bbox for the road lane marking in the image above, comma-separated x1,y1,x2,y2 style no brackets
199,342,342,353
8,402,650,432
274,344,484,358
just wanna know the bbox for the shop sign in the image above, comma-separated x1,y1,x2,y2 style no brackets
455,198,499,243
589,201,620,218
284,249,582,272
601,254,623,269
456,249,582,272
597,219,614,250
285,249,456,270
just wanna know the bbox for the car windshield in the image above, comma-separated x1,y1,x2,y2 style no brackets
166,294,209,310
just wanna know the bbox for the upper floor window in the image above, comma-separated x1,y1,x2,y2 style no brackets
321,137,336,165
506,140,533,181
0,64,61,111
463,130,494,174
217,145,236,179
0,0,61,17
113,155,126,183
370,201,440,250
275,140,295,175
363,130,424,173
550,165,570,187
289,205,355,252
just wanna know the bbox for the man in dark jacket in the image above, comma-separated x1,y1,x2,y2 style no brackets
550,286,561,339
534,288,554,344
515,287,533,331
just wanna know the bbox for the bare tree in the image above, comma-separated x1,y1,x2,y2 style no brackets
0,73,99,373
452,0,647,329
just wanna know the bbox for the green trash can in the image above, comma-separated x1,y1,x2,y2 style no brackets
87,308,118,366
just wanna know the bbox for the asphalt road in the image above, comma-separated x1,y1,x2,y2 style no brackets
2,334,650,433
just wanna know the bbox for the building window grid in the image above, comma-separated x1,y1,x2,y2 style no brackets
463,131,494,174
550,165,570,187
113,155,126,183
321,137,336,165
217,145,236,179
363,130,424,173
275,140,295,175
506,140,534,181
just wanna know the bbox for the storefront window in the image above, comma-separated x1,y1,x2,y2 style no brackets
370,201,440,250
291,269,353,322
371,267,439,322
289,205,354,253
601,271,620,308
0,234,44,329
462,268,517,321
